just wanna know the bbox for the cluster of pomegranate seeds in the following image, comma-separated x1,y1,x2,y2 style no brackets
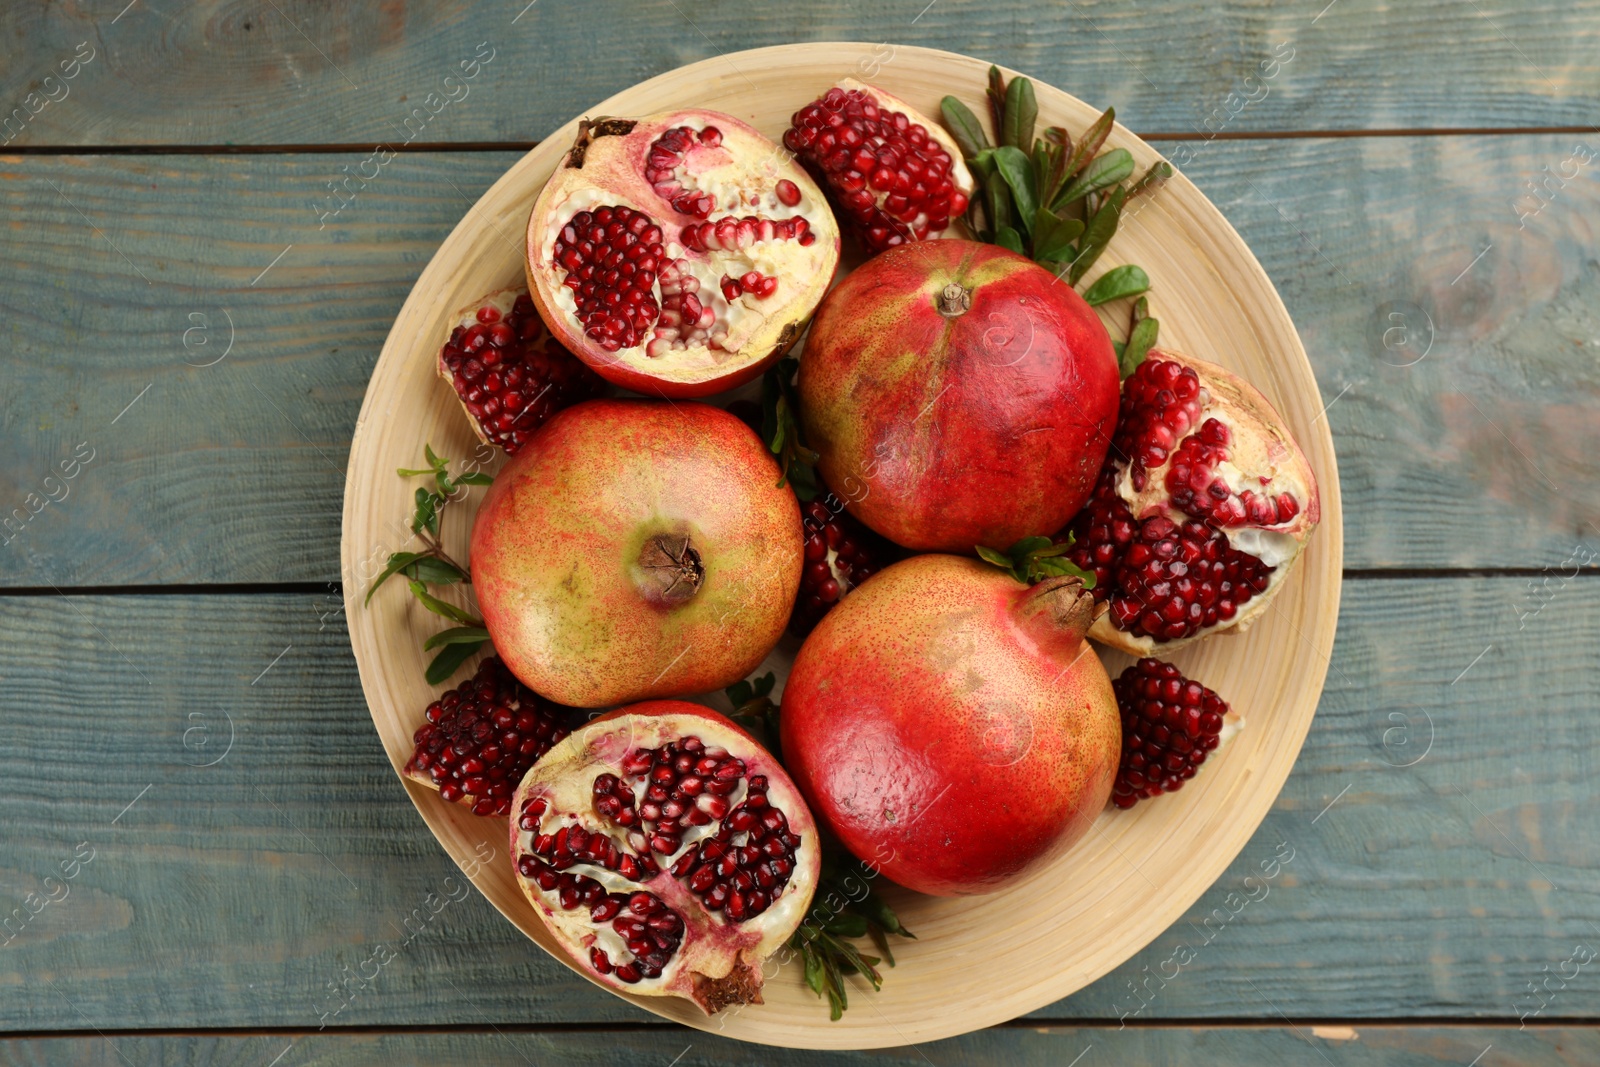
517,847,685,984
793,494,887,635
666,773,801,921
784,86,970,252
554,206,668,352
1109,518,1271,642
719,271,779,301
1065,474,1271,643
405,657,572,816
679,215,815,252
645,124,722,218
1112,658,1228,808
1115,357,1204,492
1165,418,1302,528
440,294,605,454
551,207,810,358
517,734,802,975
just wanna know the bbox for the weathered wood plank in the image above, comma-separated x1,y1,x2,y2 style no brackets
0,576,1594,1030
4,135,1598,584
0,1026,1586,1066
1,1,1597,147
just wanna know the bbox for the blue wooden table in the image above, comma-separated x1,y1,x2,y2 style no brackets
3,2,1598,1063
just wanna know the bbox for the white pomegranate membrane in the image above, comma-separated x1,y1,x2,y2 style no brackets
510,707,818,1014
526,111,839,396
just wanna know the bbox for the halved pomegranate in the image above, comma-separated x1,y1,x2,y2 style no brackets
1064,349,1320,654
783,79,974,254
437,287,607,454
526,111,840,398
511,701,819,1014
404,656,576,816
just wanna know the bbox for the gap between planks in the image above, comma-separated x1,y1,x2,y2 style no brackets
2,125,1599,156
0,1017,1590,1041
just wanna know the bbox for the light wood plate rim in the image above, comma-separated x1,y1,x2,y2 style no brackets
341,41,1343,1050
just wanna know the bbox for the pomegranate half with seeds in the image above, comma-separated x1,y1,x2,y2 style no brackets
510,701,819,1014
780,554,1120,896
526,111,840,398
1064,349,1320,654
470,399,802,707
784,78,975,254
437,287,607,454
799,239,1121,553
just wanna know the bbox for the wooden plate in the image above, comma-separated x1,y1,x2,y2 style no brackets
341,42,1343,1050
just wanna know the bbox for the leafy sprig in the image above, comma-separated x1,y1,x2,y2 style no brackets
941,67,1169,368
791,853,917,1021
759,357,820,501
724,671,782,755
1115,295,1159,379
365,445,495,684
976,535,1097,587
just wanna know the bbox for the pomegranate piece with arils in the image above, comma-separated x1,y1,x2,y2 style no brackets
437,287,607,455
526,111,841,399
404,656,575,817
784,78,975,254
511,702,819,1014
793,493,892,635
1064,348,1320,654
1112,658,1239,808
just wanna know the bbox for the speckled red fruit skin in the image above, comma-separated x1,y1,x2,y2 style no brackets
778,554,1120,896
798,240,1120,552
471,399,802,707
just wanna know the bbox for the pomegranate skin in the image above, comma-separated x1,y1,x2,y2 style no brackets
779,554,1120,896
798,239,1120,552
471,399,802,707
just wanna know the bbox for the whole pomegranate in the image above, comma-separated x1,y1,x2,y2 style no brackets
526,110,840,398
470,399,802,707
798,239,1120,553
779,554,1120,896
1064,348,1320,654
437,287,607,454
783,79,975,254
511,701,819,1014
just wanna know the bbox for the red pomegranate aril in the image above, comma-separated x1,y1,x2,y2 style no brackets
1112,659,1231,808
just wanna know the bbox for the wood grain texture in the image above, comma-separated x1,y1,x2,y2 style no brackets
0,1026,1589,1066
3,133,1597,586
1,1,1598,146
0,577,1593,1031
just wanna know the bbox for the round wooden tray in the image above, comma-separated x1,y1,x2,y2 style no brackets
342,42,1343,1050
